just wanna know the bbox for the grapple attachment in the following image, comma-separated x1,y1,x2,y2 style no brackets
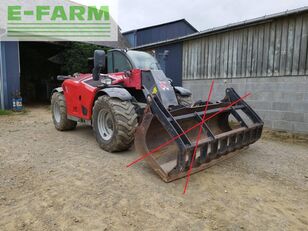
135,88,263,182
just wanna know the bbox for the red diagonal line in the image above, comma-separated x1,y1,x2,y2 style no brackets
126,92,251,168
183,80,214,194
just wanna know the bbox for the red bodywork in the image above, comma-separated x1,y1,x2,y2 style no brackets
62,69,142,120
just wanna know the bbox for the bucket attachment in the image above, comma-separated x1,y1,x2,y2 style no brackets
135,88,263,182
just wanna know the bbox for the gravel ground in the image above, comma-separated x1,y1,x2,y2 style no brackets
0,106,307,231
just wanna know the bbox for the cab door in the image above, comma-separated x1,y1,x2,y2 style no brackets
107,50,133,74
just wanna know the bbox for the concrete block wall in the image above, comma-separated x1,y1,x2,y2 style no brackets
183,76,308,134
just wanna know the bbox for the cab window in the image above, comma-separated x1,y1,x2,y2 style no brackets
107,51,133,73
107,53,113,73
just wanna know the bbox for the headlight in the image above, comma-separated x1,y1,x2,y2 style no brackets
101,78,112,85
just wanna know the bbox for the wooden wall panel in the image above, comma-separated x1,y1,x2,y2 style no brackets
183,13,308,79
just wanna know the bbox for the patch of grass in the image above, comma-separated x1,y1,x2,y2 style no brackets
0,110,13,116
0,109,29,116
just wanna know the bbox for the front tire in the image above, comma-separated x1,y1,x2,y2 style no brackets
51,92,77,131
93,96,138,152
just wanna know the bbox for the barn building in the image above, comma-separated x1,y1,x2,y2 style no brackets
123,19,198,86
134,7,308,134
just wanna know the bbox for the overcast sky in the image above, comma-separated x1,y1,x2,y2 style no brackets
117,0,308,32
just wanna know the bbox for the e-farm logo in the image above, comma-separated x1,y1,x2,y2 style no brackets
0,0,118,41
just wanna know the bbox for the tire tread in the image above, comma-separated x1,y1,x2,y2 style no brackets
51,92,77,131
93,96,138,152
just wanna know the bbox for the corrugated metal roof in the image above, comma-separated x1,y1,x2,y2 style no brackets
122,19,198,35
134,6,308,50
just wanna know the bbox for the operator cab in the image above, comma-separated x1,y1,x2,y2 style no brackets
106,49,161,73
92,49,161,78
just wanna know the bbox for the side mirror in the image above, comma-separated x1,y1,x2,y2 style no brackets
92,50,106,81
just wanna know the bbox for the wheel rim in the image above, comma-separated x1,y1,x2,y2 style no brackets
97,109,114,141
53,102,61,123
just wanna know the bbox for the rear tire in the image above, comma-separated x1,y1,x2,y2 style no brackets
93,96,138,152
51,92,77,131
176,94,193,107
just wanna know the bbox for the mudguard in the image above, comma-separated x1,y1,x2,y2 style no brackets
98,88,133,101
174,86,192,97
52,87,63,94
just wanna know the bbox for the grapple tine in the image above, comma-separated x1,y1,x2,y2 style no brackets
134,88,263,182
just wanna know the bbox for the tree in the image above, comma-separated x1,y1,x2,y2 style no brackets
61,42,106,74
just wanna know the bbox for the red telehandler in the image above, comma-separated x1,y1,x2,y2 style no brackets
51,49,263,182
